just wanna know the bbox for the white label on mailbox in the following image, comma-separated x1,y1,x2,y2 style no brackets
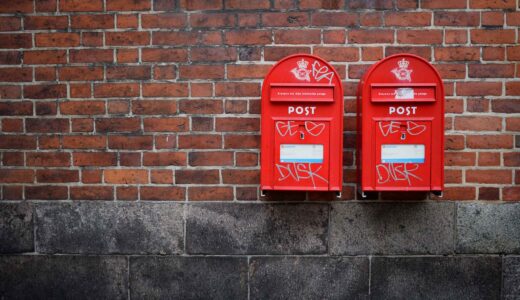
280,144,323,163
381,144,425,163
395,88,414,99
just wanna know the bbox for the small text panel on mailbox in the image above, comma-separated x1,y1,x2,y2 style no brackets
261,54,343,192
357,54,444,194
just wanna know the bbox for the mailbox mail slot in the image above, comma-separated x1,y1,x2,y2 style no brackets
357,54,444,196
261,54,343,193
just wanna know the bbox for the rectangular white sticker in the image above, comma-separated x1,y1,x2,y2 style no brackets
395,88,414,99
381,144,425,163
280,144,323,163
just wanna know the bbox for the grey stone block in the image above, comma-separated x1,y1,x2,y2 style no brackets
329,202,455,255
457,203,520,253
504,256,520,300
0,255,127,299
130,256,248,300
0,203,33,253
250,257,369,300
371,256,501,300
35,202,184,254
186,203,329,254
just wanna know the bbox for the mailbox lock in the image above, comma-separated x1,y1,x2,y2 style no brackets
300,132,305,140
400,133,406,140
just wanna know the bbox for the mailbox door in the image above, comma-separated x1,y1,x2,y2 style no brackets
374,119,432,190
273,119,330,190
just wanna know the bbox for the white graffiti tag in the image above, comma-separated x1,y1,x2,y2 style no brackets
304,121,325,136
276,121,298,137
276,121,326,137
276,163,328,188
376,163,422,186
378,121,426,137
290,59,335,84
312,61,334,84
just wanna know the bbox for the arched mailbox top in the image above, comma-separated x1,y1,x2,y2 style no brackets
262,54,343,104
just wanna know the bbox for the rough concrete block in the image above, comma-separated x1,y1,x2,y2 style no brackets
35,202,184,254
0,203,33,253
329,202,455,255
250,256,369,300
503,256,520,299
130,256,248,300
186,203,329,254
457,203,520,253
371,256,501,300
0,255,127,299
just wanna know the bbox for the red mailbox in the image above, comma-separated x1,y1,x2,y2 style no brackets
357,54,444,196
261,54,343,194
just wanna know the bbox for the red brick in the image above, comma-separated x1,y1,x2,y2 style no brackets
24,84,66,99
236,152,258,166
35,33,80,47
434,12,479,27
151,170,173,184
467,135,513,149
71,186,114,200
439,187,475,200
35,67,57,82
71,14,114,29
191,83,213,97
143,152,187,166
38,136,60,149
434,64,466,79
94,83,139,98
261,12,308,27
300,0,342,9
2,152,24,166
143,117,188,132
60,0,102,11
349,30,393,44
0,34,32,49
117,186,138,200
96,118,141,133
397,30,442,44
385,12,431,27
189,151,233,166
26,119,69,133
120,152,141,166
482,12,504,27
190,12,234,28
216,117,259,132
506,82,520,96
457,82,502,96
215,82,260,97
153,65,177,80
178,134,222,149
117,49,139,63
507,46,520,61
466,169,512,184
70,49,113,63
179,100,223,114
323,30,347,44
132,100,177,115
152,32,198,46
106,0,150,10
180,0,222,10
61,135,105,149
191,47,237,62
455,116,502,131
0,101,32,115
188,186,233,201
264,47,311,61
0,0,33,13
226,30,272,45
104,169,148,184
0,169,34,183
2,119,24,132
59,66,104,81
153,135,176,150
26,186,68,200
445,152,476,166
478,187,499,200
310,12,356,27
422,0,465,8
142,48,188,62
25,16,68,30
108,135,153,150
36,169,79,183
140,187,185,201
222,169,259,184
471,29,515,44
236,186,258,200
72,118,94,132
176,170,219,184
106,32,149,46
506,12,520,26
506,117,520,131
314,47,359,62
0,51,22,64
116,14,138,28
274,30,321,44
224,134,260,149
107,66,150,80
445,30,468,44
191,117,213,130
478,152,501,166
504,152,520,167
470,0,515,8
504,187,520,201
180,65,225,79
73,152,117,166
225,100,247,113
143,83,189,97
142,13,186,28
469,64,515,78
225,0,269,9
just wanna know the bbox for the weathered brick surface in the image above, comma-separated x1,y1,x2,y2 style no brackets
0,203,33,253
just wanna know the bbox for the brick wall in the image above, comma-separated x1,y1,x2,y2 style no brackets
0,0,519,298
